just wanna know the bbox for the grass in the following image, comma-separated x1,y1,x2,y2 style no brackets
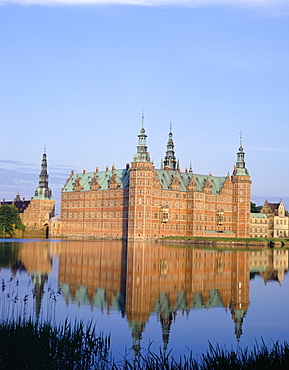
0,321,289,369
159,235,289,247
160,235,267,242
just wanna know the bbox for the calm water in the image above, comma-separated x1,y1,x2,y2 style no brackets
0,239,289,360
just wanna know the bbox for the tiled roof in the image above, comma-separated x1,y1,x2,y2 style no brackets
62,167,227,194
155,169,226,194
62,169,130,192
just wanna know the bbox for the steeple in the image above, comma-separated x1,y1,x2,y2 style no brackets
234,132,249,176
163,123,177,170
34,149,54,199
133,114,151,163
232,309,246,342
160,311,173,351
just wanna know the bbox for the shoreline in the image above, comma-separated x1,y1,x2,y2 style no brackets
157,236,289,249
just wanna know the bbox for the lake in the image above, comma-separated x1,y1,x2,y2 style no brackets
0,239,289,361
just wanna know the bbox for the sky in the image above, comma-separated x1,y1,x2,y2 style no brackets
0,0,289,213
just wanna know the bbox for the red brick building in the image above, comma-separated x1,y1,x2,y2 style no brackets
61,119,251,239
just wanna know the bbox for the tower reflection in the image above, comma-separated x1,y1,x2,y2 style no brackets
57,241,251,349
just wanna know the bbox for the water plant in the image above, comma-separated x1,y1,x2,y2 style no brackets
1,322,289,370
0,319,111,369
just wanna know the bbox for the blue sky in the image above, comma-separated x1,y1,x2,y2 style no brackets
0,0,289,212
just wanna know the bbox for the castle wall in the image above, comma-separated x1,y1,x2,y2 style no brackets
61,167,251,240
61,188,129,239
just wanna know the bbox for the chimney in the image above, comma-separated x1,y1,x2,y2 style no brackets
126,163,130,170
83,169,86,174
185,168,188,174
165,165,169,172
112,165,115,171
95,167,98,173
106,166,108,172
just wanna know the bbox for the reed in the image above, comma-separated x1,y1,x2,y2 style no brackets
0,321,289,370
0,319,111,369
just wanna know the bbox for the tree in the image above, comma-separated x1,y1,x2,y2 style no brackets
0,205,25,237
250,202,262,213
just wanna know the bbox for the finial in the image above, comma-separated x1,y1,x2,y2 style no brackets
170,121,172,133
239,131,242,148
44,145,46,154
142,109,144,129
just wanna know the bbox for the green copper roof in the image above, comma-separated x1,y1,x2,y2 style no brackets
206,289,224,308
62,169,129,193
155,169,226,194
62,167,229,194
250,213,268,218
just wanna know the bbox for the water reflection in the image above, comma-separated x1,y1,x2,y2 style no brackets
0,240,288,356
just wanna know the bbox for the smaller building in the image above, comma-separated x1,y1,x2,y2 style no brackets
1,193,30,213
260,200,288,238
49,215,62,238
250,213,269,238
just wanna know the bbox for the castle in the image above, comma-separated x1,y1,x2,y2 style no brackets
4,150,56,238
60,118,251,240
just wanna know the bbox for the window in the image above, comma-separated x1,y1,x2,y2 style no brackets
161,207,169,223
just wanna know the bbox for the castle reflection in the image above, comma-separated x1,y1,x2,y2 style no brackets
1,241,288,352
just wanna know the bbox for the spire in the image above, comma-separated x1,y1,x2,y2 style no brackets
142,109,145,129
232,309,246,342
239,131,243,150
128,320,146,358
163,122,177,170
31,272,48,319
160,311,173,351
234,132,249,176
133,114,151,163
34,150,54,199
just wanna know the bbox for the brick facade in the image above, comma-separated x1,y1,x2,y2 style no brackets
61,122,251,240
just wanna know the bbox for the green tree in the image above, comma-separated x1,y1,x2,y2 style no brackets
250,202,262,213
0,205,25,237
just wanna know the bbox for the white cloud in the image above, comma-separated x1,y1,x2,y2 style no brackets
1,0,289,8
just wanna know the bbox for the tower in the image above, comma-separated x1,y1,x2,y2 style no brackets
231,133,251,237
230,250,250,342
21,150,55,237
34,149,53,200
163,124,177,170
128,115,154,239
